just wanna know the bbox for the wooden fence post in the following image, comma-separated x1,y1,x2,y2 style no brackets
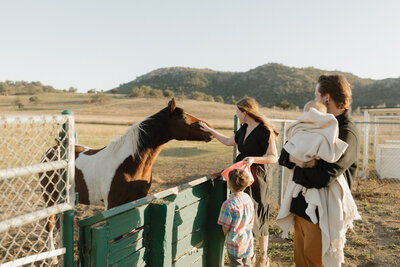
91,225,109,267
206,178,228,267
149,200,175,267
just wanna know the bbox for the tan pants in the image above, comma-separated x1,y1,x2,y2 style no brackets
293,215,323,267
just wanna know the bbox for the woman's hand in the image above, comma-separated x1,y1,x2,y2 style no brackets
199,121,212,133
243,157,255,166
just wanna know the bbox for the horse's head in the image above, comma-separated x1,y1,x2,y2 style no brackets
165,98,213,142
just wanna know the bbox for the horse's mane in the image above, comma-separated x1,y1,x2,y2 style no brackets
105,119,148,158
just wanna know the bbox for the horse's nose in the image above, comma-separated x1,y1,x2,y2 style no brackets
204,133,213,142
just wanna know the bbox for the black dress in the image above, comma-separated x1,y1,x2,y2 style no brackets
235,123,272,237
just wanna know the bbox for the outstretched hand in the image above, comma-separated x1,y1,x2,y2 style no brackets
198,121,211,133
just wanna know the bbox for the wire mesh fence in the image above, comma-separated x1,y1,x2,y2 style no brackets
268,111,400,205
0,115,75,267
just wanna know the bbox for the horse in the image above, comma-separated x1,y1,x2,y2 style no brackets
39,98,213,264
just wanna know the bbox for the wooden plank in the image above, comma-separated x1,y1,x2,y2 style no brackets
106,205,150,240
206,178,228,267
172,200,208,242
165,181,212,210
172,227,205,260
173,241,207,267
174,197,209,224
110,246,147,267
172,198,209,243
78,196,152,227
91,225,109,267
109,227,148,265
79,225,93,267
149,200,175,267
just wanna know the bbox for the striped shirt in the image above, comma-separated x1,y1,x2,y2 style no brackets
217,191,254,258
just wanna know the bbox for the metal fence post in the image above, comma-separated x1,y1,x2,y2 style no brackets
363,110,369,180
233,115,239,162
278,121,286,206
61,110,74,267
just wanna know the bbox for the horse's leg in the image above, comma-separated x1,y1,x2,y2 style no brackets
39,168,60,265
47,214,59,265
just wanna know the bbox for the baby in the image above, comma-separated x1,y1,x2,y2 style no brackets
281,100,348,223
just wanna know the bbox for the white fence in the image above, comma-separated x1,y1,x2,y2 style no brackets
0,114,75,267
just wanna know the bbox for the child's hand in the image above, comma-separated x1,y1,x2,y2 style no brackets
243,157,255,166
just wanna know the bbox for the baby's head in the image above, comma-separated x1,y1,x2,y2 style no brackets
228,169,250,192
304,100,327,113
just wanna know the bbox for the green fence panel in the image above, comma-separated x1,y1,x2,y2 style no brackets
206,178,228,267
78,177,227,267
91,225,109,267
173,240,207,267
149,200,175,267
109,227,148,264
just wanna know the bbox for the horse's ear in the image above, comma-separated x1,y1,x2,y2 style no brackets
168,98,176,113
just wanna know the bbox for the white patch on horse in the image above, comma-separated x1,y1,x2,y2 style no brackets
75,121,144,208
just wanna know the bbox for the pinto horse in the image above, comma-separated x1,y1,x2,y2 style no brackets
40,98,212,263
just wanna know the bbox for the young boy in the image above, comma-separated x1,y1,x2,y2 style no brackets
218,169,255,267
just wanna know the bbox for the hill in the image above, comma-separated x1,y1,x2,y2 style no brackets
115,63,380,108
352,77,400,108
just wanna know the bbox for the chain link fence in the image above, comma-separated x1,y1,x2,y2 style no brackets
0,115,75,266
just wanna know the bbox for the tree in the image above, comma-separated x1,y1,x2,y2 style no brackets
276,100,296,110
68,87,78,93
89,93,110,105
110,88,118,94
29,96,40,105
13,97,24,109
0,82,10,95
87,89,96,94
214,95,224,103
148,88,163,98
163,89,174,98
129,87,142,97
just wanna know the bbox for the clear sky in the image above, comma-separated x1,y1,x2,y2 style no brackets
1,0,399,92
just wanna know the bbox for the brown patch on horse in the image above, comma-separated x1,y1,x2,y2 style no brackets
75,168,90,205
75,145,87,153
83,147,105,155
107,146,163,209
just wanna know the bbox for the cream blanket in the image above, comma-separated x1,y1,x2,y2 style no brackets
277,175,361,267
283,107,348,163
277,108,361,266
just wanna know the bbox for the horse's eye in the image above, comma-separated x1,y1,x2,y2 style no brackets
183,116,187,120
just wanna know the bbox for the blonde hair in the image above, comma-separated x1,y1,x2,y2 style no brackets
228,169,250,192
304,100,327,113
236,97,278,137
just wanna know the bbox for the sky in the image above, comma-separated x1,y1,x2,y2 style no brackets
1,0,399,93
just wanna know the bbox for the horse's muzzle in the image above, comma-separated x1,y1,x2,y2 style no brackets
203,133,213,142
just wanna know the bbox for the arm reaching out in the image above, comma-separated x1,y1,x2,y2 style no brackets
199,122,236,146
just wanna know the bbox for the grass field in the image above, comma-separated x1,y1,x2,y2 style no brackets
1,94,399,266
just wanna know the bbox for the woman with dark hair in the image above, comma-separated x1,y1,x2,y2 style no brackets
200,97,278,267
279,74,360,267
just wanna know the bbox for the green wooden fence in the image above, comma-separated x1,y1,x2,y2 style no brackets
78,177,228,267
